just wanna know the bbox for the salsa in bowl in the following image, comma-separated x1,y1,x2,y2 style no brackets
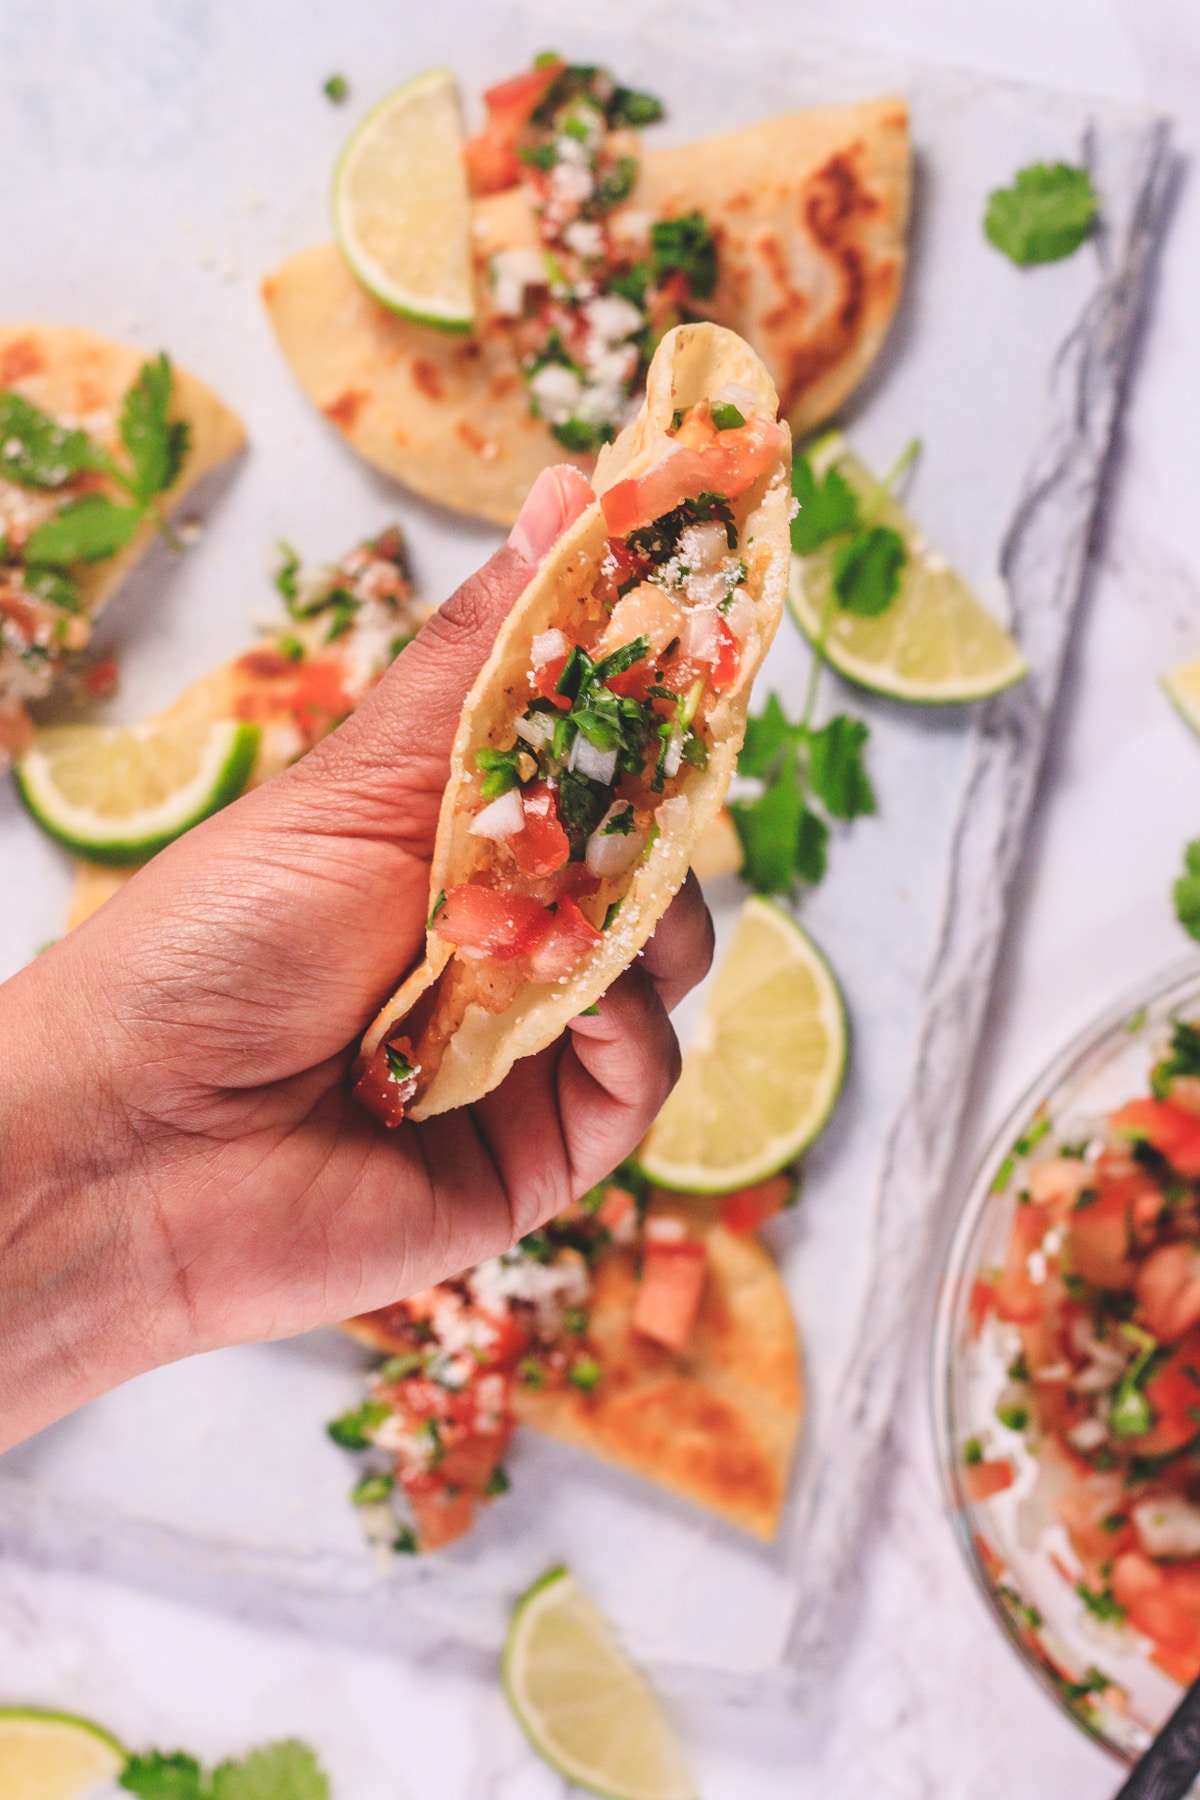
935,960,1200,1760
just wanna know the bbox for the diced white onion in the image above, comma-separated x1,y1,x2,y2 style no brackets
645,1216,686,1243
531,628,568,668
513,712,555,747
663,731,684,780
569,733,618,785
712,380,759,418
468,787,525,840
678,606,718,660
585,806,645,878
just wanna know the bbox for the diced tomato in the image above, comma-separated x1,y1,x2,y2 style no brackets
433,883,554,960
1056,1469,1131,1567
407,1484,478,1551
968,1278,997,1338
595,537,655,609
601,415,789,536
437,1424,514,1493
1067,1164,1147,1289
974,1533,1006,1583
597,1183,636,1235
710,617,740,691
1137,1242,1200,1343
994,1204,1047,1324
962,1458,1016,1503
1138,1328,1200,1455
462,60,563,195
508,782,570,878
1114,1098,1200,1177
1152,1643,1200,1686
1113,1553,1200,1657
291,657,352,732
351,1037,417,1129
633,1240,707,1351
531,653,572,708
719,1175,795,1234
527,896,603,982
81,657,119,699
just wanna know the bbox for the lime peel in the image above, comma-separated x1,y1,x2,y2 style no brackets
16,717,259,864
638,897,846,1193
333,67,475,330
0,1707,126,1800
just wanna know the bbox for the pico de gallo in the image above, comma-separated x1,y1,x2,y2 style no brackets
968,1019,1200,1687
465,56,719,453
352,393,789,1127
226,526,421,779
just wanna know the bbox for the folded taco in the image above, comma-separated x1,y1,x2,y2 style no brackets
353,320,791,1125
264,59,908,527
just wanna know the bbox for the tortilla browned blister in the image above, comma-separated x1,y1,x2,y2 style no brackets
343,1192,803,1540
0,325,245,617
263,97,909,526
359,320,790,1118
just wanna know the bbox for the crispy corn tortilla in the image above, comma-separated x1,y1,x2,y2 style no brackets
359,322,791,1118
263,97,909,526
0,324,246,618
343,1196,803,1541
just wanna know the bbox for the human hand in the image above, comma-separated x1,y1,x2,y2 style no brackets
0,466,714,1449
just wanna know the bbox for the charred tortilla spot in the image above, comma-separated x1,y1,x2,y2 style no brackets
0,336,45,384
325,387,368,429
803,147,879,248
456,419,496,458
411,357,445,401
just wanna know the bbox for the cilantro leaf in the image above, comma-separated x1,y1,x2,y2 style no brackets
790,452,860,555
326,1398,390,1449
794,806,829,885
0,391,107,489
120,353,190,504
475,746,525,800
25,493,142,565
808,715,875,821
1174,839,1200,943
832,524,906,617
120,1751,207,1799
985,161,1099,266
729,741,807,895
608,84,663,128
737,691,793,779
650,211,717,300
210,1741,328,1800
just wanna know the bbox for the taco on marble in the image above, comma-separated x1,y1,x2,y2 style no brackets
352,320,791,1126
0,325,244,763
264,58,908,526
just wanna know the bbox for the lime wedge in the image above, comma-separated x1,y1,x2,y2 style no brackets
16,717,259,864
638,898,846,1193
1163,654,1200,737
503,1568,694,1800
789,434,1029,704
0,1708,125,1800
333,68,475,330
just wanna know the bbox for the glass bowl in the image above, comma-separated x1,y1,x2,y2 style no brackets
933,957,1200,1762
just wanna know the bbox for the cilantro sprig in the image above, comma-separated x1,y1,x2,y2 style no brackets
121,1739,328,1800
1175,839,1200,943
730,438,918,895
1,355,190,600
985,161,1099,266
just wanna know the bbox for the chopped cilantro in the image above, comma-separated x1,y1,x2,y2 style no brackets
1175,841,1200,944
322,74,350,103
22,563,81,612
351,1471,394,1506
601,803,637,835
274,542,300,604
996,1402,1029,1432
568,1356,603,1393
484,1464,512,1497
378,1352,422,1382
475,745,526,800
578,1002,601,1017
608,84,664,128
326,1399,390,1450
985,161,1099,266
552,416,610,454
1075,1582,1126,1623
603,898,623,930
518,1356,546,1388
1110,1343,1162,1439
626,491,734,561
277,634,305,663
392,1526,419,1554
389,631,413,660
417,1417,444,1467
427,890,447,929
562,1305,589,1335
1153,1018,1200,1098
710,402,745,431
1013,1117,1051,1158
384,1045,415,1084
650,210,717,300
963,1437,984,1465
594,154,638,209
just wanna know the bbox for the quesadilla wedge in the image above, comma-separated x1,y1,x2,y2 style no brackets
64,526,428,930
264,59,909,526
0,326,244,763
335,1171,803,1551
353,320,791,1126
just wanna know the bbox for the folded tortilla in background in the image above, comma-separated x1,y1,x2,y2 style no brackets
264,98,909,526
0,325,245,756
355,320,792,1122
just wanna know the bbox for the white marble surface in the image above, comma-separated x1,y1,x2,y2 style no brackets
3,0,1200,1794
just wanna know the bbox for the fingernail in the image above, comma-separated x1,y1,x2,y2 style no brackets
507,465,594,564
